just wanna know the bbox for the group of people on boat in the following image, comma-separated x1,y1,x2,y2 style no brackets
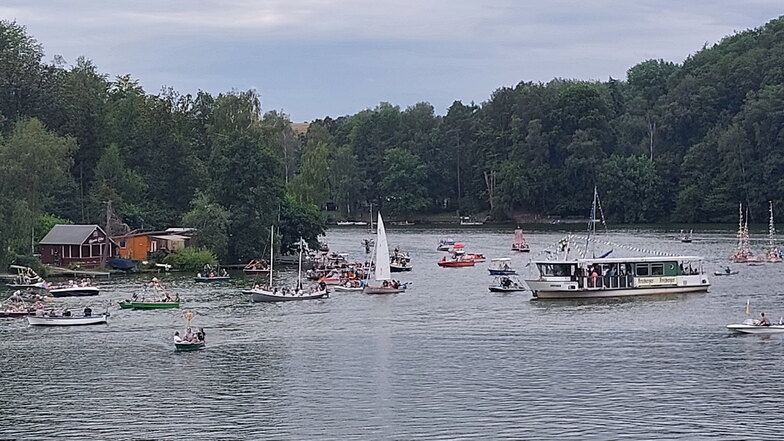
34,306,93,318
174,327,205,344
245,259,270,271
381,280,402,289
197,265,228,278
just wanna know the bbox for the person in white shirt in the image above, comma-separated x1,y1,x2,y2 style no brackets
174,331,183,343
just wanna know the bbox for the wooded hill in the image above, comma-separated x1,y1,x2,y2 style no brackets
1,16,783,265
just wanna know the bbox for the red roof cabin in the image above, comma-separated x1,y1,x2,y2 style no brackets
39,224,118,267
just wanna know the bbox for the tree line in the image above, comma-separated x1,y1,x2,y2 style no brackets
2,16,784,266
0,21,323,266
290,16,784,225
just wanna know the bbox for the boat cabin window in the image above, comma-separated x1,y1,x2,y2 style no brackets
635,264,649,276
651,263,664,276
538,263,574,277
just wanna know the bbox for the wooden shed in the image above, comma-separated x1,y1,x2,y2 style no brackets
39,225,118,267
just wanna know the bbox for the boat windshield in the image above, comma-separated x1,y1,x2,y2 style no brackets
537,263,574,277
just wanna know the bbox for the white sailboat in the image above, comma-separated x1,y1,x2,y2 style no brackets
763,201,782,263
244,228,328,302
363,212,406,294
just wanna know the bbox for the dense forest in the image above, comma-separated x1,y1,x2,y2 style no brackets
1,16,784,266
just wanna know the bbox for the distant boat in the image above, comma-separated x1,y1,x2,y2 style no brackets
731,203,758,263
511,229,530,252
6,265,47,289
437,238,456,251
763,201,782,263
680,229,693,243
460,216,484,226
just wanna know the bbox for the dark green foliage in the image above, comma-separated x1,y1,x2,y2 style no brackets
162,247,217,272
4,15,784,269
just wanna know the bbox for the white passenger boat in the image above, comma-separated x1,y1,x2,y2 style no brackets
28,313,108,326
525,188,710,299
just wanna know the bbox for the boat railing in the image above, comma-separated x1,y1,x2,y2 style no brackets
579,275,634,289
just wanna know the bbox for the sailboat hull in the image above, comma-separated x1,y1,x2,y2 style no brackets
363,286,405,295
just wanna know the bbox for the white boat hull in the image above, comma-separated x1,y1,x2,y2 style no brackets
48,286,100,297
727,324,784,334
28,314,108,326
244,289,328,302
526,279,710,299
363,286,406,295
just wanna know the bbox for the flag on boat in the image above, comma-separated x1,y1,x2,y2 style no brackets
745,298,750,315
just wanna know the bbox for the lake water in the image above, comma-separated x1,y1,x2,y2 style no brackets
1,226,783,440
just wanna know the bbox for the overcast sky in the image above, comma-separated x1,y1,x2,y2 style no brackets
2,1,781,121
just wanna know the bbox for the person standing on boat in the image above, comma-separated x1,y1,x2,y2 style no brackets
758,313,771,326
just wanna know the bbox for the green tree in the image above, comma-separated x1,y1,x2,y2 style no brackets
182,192,230,262
380,148,428,217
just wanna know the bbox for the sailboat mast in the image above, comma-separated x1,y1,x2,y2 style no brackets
297,237,303,290
585,187,598,258
269,225,274,288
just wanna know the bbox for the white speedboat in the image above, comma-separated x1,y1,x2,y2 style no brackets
488,276,527,293
28,313,108,326
331,280,365,292
727,319,784,334
47,280,100,297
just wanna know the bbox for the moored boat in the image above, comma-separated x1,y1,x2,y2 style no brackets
5,265,47,289
713,267,738,276
243,259,271,275
680,229,693,243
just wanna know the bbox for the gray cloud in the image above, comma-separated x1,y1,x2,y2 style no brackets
3,1,782,120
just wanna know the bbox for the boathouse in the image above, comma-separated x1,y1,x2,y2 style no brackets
114,228,194,260
39,224,118,267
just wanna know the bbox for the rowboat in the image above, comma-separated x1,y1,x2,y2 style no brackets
28,313,108,326
174,312,205,351
193,276,231,283
118,301,180,310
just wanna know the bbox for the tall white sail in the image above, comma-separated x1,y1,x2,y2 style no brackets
374,212,391,281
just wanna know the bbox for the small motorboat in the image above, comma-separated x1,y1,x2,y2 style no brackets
488,276,527,293
437,238,456,251
119,300,180,310
46,279,100,297
390,251,412,272
194,265,230,283
680,229,693,243
437,258,475,268
174,311,205,351
28,313,108,326
727,319,784,334
488,258,516,275
713,267,739,276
